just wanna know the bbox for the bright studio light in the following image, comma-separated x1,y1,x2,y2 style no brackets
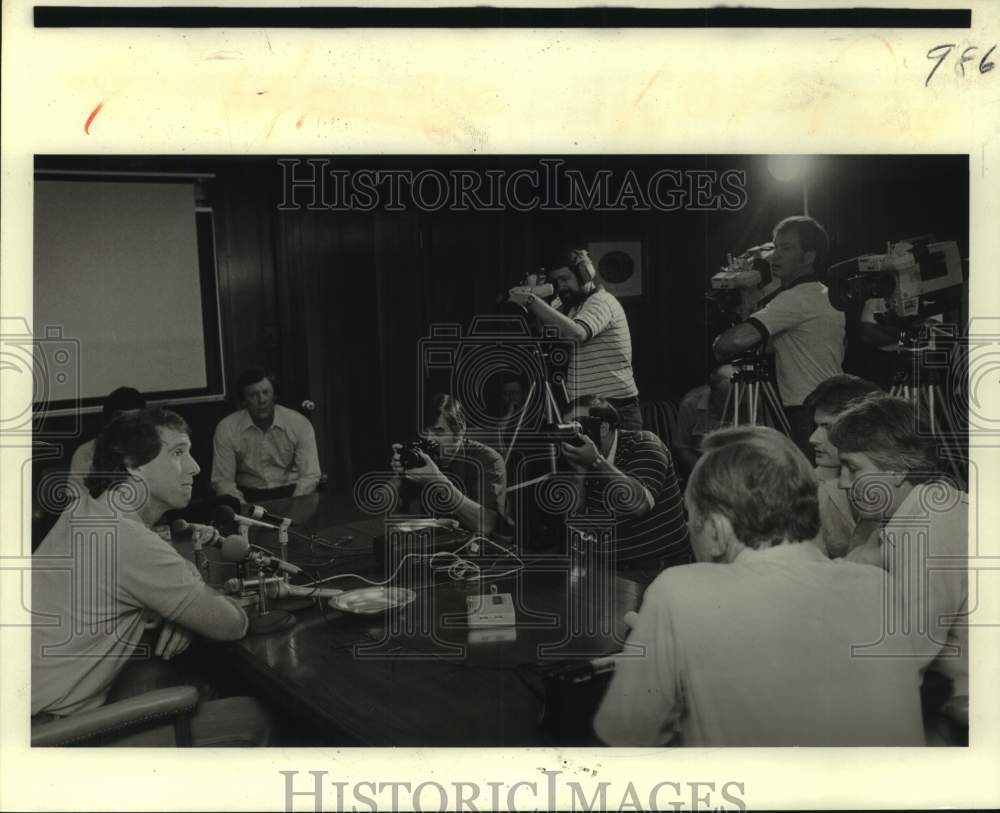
766,155,811,183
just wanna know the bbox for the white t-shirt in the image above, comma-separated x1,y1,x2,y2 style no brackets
32,493,214,716
879,482,968,696
749,280,845,407
594,542,925,746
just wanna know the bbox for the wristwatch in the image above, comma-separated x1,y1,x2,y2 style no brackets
589,454,605,470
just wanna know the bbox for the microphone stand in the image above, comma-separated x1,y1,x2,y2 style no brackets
278,517,292,582
246,560,296,635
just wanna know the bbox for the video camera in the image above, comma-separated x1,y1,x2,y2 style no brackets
396,438,441,469
707,242,781,322
826,238,963,318
496,270,556,312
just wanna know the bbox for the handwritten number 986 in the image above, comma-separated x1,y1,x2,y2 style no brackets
926,43,996,87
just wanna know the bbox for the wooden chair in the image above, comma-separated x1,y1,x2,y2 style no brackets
31,686,199,747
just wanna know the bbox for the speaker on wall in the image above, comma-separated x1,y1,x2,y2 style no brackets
587,241,644,299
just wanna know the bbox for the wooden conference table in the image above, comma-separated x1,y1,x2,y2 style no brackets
206,492,652,746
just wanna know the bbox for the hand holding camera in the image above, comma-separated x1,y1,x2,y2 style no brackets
391,439,449,488
499,271,555,310
561,432,602,470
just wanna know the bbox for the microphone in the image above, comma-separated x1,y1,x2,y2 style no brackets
223,577,343,600
170,519,227,548
242,503,295,528
219,535,302,575
213,504,281,532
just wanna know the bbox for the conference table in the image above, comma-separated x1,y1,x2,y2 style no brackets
204,492,654,746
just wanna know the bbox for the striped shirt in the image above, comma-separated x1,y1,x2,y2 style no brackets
556,289,638,401
578,430,691,565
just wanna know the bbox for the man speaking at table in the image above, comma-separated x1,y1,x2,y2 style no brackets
32,407,272,746
211,366,321,502
508,248,641,430
594,426,925,746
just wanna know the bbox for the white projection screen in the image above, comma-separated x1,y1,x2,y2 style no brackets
33,177,223,408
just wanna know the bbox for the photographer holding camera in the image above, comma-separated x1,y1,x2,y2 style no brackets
558,395,691,570
712,217,845,452
390,394,510,537
507,248,641,430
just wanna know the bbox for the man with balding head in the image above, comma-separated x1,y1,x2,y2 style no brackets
594,425,924,747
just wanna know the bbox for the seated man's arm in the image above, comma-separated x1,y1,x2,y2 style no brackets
292,420,321,497
121,535,250,643
170,590,249,641
593,575,683,745
451,451,507,536
451,494,500,537
211,421,245,501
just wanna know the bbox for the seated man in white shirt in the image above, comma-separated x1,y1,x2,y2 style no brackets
211,367,321,502
593,425,925,747
802,374,883,558
829,395,968,730
67,386,146,496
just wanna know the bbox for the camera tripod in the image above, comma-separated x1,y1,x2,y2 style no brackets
885,326,967,489
720,350,792,436
502,347,572,494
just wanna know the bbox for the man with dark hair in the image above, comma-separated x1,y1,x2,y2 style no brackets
829,395,968,720
508,248,641,430
211,366,321,501
33,408,272,745
802,375,884,558
558,395,690,569
67,385,146,495
594,426,925,746
804,374,885,480
713,217,845,451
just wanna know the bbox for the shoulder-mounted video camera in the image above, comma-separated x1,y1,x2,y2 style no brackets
707,242,781,322
826,238,963,318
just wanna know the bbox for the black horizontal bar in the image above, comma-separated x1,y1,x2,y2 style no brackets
34,6,972,29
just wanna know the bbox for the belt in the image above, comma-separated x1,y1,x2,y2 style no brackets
607,396,639,407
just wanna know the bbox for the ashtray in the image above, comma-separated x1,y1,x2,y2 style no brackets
328,586,417,615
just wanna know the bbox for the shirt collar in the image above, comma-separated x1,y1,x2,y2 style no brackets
237,405,287,432
734,540,828,565
780,273,820,292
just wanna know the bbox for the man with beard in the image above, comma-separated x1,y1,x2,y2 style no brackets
508,248,641,430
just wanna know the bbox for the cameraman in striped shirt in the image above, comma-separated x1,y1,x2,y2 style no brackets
508,248,641,429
